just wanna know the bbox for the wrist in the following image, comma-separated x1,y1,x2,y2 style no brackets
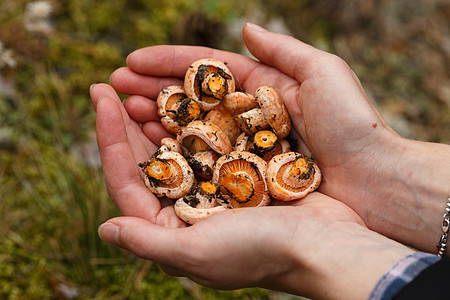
365,134,450,254
280,222,415,300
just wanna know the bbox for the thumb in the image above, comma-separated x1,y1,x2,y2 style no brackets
242,23,337,83
98,216,185,265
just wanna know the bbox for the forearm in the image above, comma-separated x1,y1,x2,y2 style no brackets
366,135,450,254
269,223,415,300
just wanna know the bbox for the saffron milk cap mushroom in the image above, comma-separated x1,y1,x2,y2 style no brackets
160,137,182,154
177,120,232,156
174,181,228,225
184,58,235,112
212,151,270,208
266,152,322,201
174,197,228,225
139,151,194,199
234,131,291,162
204,106,242,145
222,92,258,116
156,85,201,134
234,107,270,135
255,86,291,139
187,150,221,181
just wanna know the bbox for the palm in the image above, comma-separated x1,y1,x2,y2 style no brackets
105,191,366,292
111,45,392,221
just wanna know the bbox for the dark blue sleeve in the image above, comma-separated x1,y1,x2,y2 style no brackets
369,252,440,300
393,256,450,299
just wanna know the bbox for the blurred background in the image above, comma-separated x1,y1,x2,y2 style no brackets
1,0,449,299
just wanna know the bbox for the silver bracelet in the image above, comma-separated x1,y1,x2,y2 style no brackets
437,194,450,257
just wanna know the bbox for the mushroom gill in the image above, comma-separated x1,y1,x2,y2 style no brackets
267,152,322,201
213,151,269,208
139,151,194,199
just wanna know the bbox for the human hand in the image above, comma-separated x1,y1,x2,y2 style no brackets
90,83,187,228
97,190,413,300
109,23,450,254
90,26,421,299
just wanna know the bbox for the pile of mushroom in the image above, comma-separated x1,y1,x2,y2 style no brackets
140,58,322,224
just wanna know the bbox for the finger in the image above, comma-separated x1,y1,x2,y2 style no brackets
97,217,190,267
91,83,159,156
96,95,161,221
159,264,186,277
125,44,284,94
123,95,160,124
243,23,329,83
110,67,183,99
242,23,392,129
142,121,174,145
90,82,122,112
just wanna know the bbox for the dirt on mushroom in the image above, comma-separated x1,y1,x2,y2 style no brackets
139,58,322,224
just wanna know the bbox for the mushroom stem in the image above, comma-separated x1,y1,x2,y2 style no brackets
139,158,174,182
221,172,254,204
234,108,269,135
251,130,278,156
266,152,322,201
201,73,228,99
195,181,220,208
171,98,201,126
283,156,315,189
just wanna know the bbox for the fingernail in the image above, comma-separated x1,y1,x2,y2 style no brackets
98,222,120,244
97,94,106,105
245,22,267,32
89,83,97,94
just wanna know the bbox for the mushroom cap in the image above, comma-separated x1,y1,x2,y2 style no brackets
160,137,182,154
212,151,270,208
234,132,249,152
177,120,232,155
160,116,181,135
171,97,201,126
204,106,242,145
266,152,321,201
184,58,235,112
233,131,291,162
222,92,258,116
174,197,228,225
255,86,291,139
141,151,195,199
156,85,186,118
187,150,220,181
156,86,201,134
234,107,269,135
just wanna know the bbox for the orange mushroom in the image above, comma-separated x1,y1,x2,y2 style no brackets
234,131,291,162
266,152,321,201
156,85,201,134
212,151,270,208
139,150,194,199
222,92,258,116
186,150,221,181
177,120,232,156
234,107,270,135
184,58,235,112
174,181,228,225
255,86,291,139
204,106,242,145
160,137,182,154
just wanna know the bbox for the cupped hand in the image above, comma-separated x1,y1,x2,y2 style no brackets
90,83,187,228
98,191,412,299
109,24,403,235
